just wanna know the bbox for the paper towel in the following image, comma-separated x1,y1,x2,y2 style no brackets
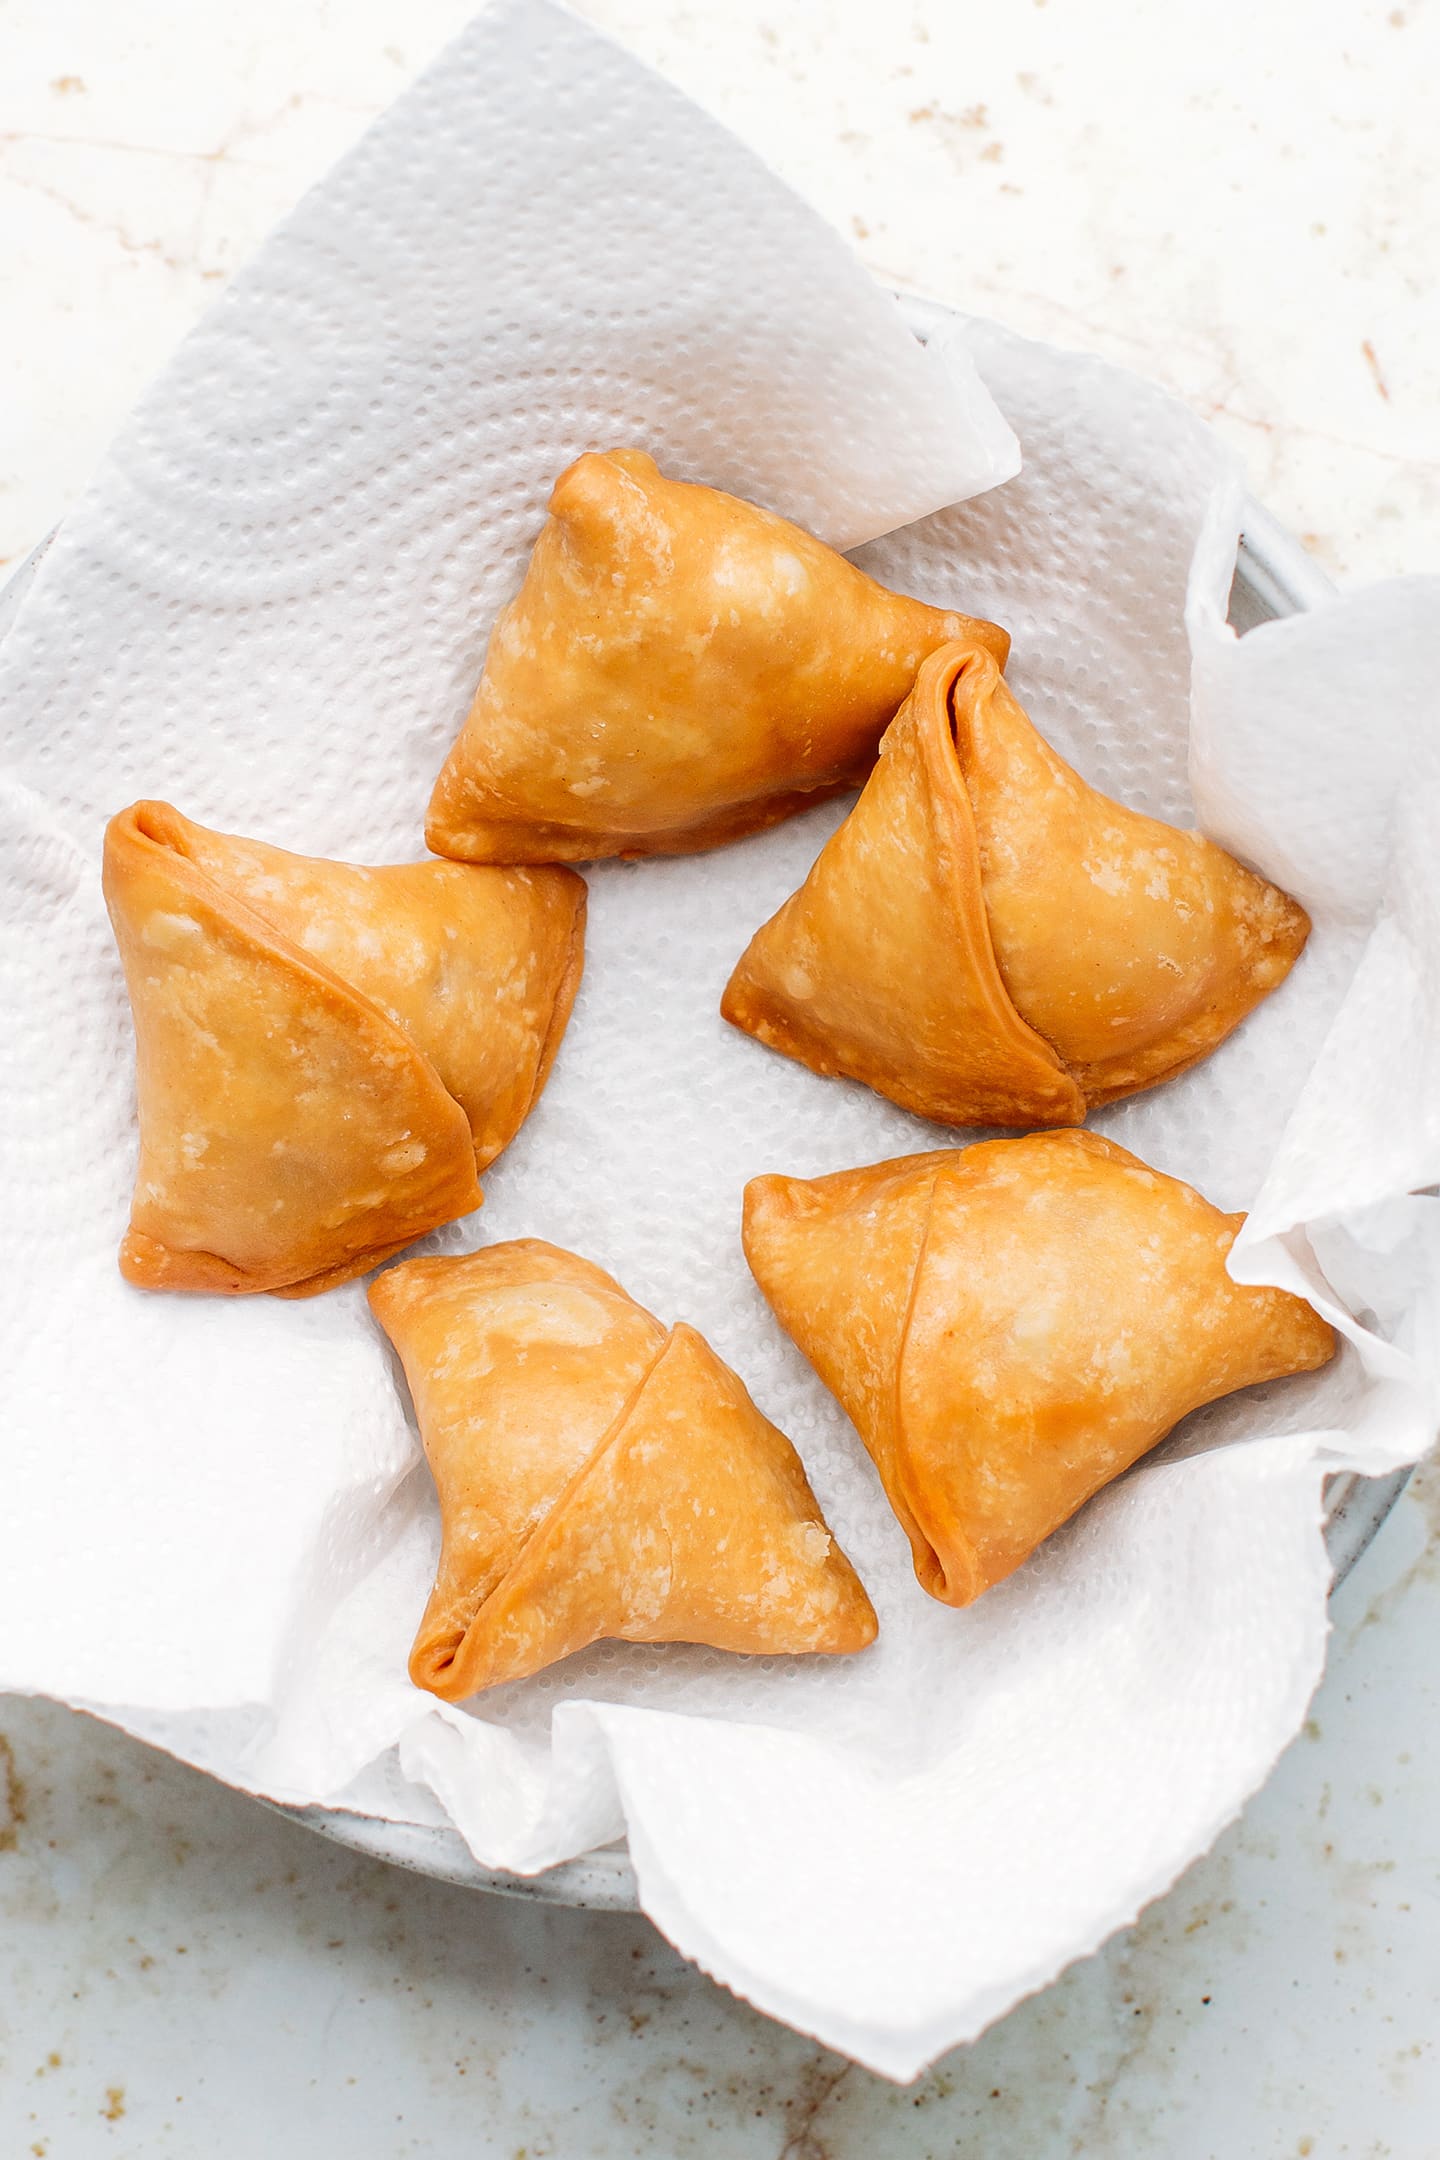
3,0,1440,2085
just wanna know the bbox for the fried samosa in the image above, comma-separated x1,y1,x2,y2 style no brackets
743,1131,1336,1608
722,642,1310,1126
369,1240,877,1698
425,448,1009,863
104,801,585,1297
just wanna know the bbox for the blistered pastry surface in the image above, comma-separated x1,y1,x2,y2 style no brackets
426,449,1007,860
371,1242,875,1696
745,1133,1336,1605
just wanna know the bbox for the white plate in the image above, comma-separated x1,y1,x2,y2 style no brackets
1,295,1411,1912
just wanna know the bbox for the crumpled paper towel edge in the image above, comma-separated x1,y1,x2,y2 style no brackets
21,1427,1343,2085
566,1437,1339,2083
1189,483,1440,1284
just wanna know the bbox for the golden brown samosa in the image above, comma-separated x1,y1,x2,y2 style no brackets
722,642,1310,1125
743,1132,1336,1607
104,801,585,1297
425,448,1009,863
369,1240,877,1698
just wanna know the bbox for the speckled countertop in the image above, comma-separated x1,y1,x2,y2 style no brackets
3,3,1438,2153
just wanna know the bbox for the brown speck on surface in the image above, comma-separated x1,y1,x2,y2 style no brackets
1299,2139,1316,2157
851,215,870,239
31,2142,47,2157
777,2059,852,2158
0,1732,28,1849
50,74,86,93
1362,339,1391,401
101,2087,126,2123
980,141,1004,163
35,2053,61,2077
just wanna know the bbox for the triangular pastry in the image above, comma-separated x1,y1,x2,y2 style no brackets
104,802,585,1297
425,448,1010,863
723,642,1310,1124
368,1240,878,1698
743,1131,1335,1607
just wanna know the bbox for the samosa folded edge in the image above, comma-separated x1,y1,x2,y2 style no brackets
723,642,1310,1125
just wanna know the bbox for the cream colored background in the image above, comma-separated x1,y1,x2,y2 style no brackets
3,3,1438,2153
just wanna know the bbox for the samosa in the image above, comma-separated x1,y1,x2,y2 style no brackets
369,1240,877,1698
723,642,1309,1125
743,1131,1336,1608
104,801,585,1296
425,448,1009,862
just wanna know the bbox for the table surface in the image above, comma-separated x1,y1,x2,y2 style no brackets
3,2,1438,2152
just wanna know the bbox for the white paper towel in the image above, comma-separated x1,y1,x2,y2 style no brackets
3,0,1440,2085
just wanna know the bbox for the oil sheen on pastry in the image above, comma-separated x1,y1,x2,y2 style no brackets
722,642,1310,1125
743,1131,1336,1607
425,448,1010,863
104,801,585,1297
369,1240,878,1698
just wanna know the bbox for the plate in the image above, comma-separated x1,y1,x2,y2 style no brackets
0,294,1410,1913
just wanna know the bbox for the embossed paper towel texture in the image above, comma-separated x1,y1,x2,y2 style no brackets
3,0,1440,2085
0,0,1018,1712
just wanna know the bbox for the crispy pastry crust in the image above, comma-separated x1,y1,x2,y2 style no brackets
723,643,1310,1123
744,1131,1336,1606
426,448,1009,862
369,1240,878,1697
104,801,585,1295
